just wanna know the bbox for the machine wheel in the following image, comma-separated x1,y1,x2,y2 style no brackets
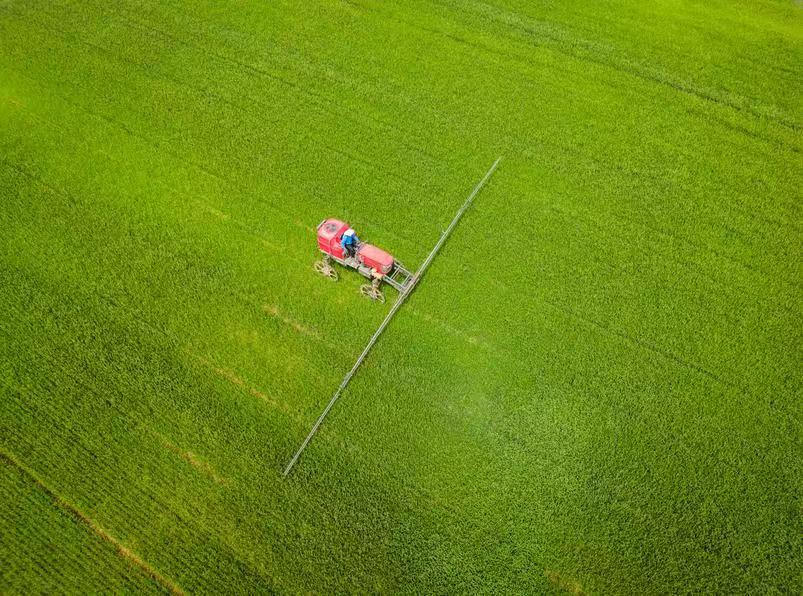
360,283,385,303
314,259,338,281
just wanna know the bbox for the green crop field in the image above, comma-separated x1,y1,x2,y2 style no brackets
1,0,801,593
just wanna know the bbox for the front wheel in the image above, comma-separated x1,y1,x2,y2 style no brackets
314,259,338,281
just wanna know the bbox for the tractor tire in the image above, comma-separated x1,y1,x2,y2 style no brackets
314,260,338,281
360,283,385,303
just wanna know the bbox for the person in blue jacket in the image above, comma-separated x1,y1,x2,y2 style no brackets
341,228,360,260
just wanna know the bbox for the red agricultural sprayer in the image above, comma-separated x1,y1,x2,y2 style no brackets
284,158,501,477
314,218,415,303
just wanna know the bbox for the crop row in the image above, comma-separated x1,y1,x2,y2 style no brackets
1,0,800,591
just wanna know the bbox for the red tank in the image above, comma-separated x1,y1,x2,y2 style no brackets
358,244,394,275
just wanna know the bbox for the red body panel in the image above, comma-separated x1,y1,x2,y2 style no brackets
358,244,394,274
317,218,349,259
316,217,395,274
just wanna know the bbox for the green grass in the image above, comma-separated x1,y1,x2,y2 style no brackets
1,0,800,592
0,455,164,593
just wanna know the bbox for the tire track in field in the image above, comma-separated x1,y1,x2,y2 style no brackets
1,156,359,381
141,426,227,485
4,149,747,398
1,3,432,190
1,332,229,492
0,341,284,591
545,569,585,595
503,132,800,287
350,0,799,133
262,304,337,348
685,106,801,156
1,336,406,591
0,451,184,595
0,69,314,237
458,1,799,132
547,184,800,289
406,306,498,352
189,199,312,255
486,272,746,394
2,285,653,590
85,0,443,164
607,205,797,289
543,201,801,314
192,354,304,421
1,61,431,253
477,260,748,394
543,297,743,392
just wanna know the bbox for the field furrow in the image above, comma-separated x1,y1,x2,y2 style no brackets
1,0,799,592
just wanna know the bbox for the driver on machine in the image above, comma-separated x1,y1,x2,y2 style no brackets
340,228,360,260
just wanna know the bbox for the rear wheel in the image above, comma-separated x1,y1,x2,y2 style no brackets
360,283,385,303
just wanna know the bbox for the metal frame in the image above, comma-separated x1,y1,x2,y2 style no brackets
321,250,415,294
